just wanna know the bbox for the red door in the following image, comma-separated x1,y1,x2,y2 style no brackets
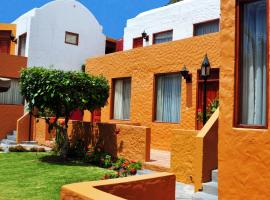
196,69,219,130
133,37,143,48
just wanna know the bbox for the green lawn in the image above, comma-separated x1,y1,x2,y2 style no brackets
0,153,112,200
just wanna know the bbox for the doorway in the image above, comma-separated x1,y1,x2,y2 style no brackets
196,68,219,130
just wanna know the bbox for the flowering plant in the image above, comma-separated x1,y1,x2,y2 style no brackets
197,98,219,122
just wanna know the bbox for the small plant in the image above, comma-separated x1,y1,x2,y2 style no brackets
9,145,28,152
197,98,219,122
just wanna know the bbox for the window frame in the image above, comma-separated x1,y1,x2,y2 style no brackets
193,19,220,36
0,77,24,105
18,33,27,56
133,36,143,49
152,71,182,124
110,77,132,121
234,0,269,129
65,31,79,46
152,29,173,45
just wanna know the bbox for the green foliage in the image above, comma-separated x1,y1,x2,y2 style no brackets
20,67,109,119
29,147,46,152
9,145,28,152
85,147,142,179
167,0,183,5
20,67,109,158
197,98,219,122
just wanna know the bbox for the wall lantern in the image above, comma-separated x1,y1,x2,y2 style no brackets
141,30,149,42
0,77,11,92
10,33,17,43
200,54,211,125
180,65,192,83
201,54,211,77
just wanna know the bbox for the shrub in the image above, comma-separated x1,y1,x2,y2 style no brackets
29,147,46,152
9,145,28,152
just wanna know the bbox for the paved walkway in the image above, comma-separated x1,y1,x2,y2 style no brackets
145,149,171,168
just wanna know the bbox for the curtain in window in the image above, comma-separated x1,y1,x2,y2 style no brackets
113,79,131,120
0,79,23,105
19,34,26,56
194,20,219,36
156,74,181,123
240,0,266,126
154,31,173,44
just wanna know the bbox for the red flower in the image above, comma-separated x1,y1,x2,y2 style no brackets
114,128,120,135
59,119,65,126
49,117,56,124
130,160,136,163
197,108,202,113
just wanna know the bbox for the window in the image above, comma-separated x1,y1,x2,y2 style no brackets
194,19,220,36
155,73,182,123
65,31,79,45
153,30,173,44
18,33,27,56
133,37,143,48
235,0,267,127
0,79,24,105
112,78,131,120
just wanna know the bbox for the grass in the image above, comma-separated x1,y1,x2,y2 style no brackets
0,152,112,200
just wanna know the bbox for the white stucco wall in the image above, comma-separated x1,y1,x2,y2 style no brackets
123,0,220,50
13,0,105,71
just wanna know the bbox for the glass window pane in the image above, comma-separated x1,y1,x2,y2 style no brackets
156,73,182,123
154,31,173,44
65,32,79,45
194,20,219,36
113,78,131,120
238,0,267,126
0,79,24,105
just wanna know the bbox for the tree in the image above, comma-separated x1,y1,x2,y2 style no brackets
167,0,183,5
20,67,109,158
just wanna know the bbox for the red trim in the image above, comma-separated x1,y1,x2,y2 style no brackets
133,37,143,48
234,0,269,129
152,29,173,45
65,31,79,46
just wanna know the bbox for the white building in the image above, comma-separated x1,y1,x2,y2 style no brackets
123,0,220,50
13,0,106,71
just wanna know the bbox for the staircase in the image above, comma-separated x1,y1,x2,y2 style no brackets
193,169,218,200
0,130,17,146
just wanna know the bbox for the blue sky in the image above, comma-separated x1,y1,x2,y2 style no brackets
0,0,168,39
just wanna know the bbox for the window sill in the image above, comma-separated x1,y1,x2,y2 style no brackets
153,121,180,125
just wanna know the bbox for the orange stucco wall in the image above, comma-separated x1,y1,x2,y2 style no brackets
61,173,175,200
86,33,221,150
0,105,24,140
0,54,27,78
219,1,270,199
0,23,16,55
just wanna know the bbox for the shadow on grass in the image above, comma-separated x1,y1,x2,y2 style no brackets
39,155,92,167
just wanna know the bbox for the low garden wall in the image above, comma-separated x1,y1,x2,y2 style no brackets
61,172,175,200
29,119,150,162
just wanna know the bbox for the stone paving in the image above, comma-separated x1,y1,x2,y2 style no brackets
145,149,171,168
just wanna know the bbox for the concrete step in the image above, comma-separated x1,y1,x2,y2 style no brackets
20,141,38,145
7,134,16,141
136,169,155,175
212,169,218,182
203,182,218,196
193,192,218,200
1,139,17,145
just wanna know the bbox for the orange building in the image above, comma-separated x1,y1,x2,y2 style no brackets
0,24,27,141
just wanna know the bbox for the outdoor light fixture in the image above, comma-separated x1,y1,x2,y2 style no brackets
200,54,211,125
141,30,149,41
10,33,17,43
201,54,211,77
180,65,192,83
0,77,11,92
